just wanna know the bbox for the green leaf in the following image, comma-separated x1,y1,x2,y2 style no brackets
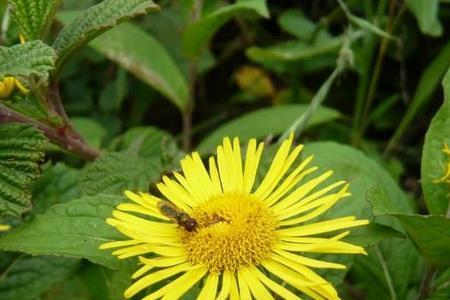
393,214,450,268
0,124,47,217
278,10,331,41
421,67,450,215
53,0,159,70
109,126,181,168
198,104,340,152
246,38,342,63
182,0,269,57
301,142,418,297
72,117,106,148
80,152,161,196
386,41,450,156
345,223,404,247
9,0,61,40
0,40,55,81
0,194,125,269
89,22,189,111
406,0,442,37
0,255,80,300
31,162,80,214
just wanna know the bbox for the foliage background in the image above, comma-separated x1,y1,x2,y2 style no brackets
0,0,449,299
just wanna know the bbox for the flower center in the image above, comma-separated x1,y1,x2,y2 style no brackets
182,192,278,272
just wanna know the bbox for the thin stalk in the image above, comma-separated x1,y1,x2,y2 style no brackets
182,62,197,151
0,103,100,160
279,67,340,142
416,266,436,300
181,0,203,151
375,245,398,300
354,0,397,145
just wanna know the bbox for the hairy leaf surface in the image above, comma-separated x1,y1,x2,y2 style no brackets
9,0,61,40
0,124,46,217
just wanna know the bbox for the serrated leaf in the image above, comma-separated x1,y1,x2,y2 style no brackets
198,104,340,152
53,0,159,70
9,0,61,40
0,124,47,216
183,0,269,57
0,255,80,300
89,22,188,111
0,41,55,81
0,194,125,269
393,214,450,268
80,152,161,196
421,67,450,215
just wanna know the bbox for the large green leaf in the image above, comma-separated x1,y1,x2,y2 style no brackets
198,104,340,152
0,124,47,217
31,162,80,214
182,0,269,57
0,195,124,269
9,0,61,40
406,0,442,37
0,255,80,300
301,142,418,298
80,152,161,196
421,68,450,215
89,22,189,111
53,0,159,70
393,214,450,268
0,41,55,81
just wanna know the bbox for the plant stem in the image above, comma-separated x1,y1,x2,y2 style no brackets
182,62,197,151
375,245,398,300
353,0,397,146
0,103,100,160
417,266,436,300
279,67,340,142
182,0,203,151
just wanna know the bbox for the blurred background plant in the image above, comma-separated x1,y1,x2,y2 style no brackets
0,0,449,299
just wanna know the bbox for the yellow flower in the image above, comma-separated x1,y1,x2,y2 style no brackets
436,143,450,184
0,224,11,232
0,76,29,99
101,135,369,300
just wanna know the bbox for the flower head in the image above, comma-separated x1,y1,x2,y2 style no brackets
101,135,369,299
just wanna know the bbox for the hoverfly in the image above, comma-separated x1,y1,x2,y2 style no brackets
157,201,198,232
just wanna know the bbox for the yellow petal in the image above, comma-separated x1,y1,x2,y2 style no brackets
248,266,302,300
278,216,369,237
145,266,207,300
274,249,346,269
216,270,232,300
124,262,193,298
240,266,274,300
198,273,219,300
243,139,264,193
237,269,252,300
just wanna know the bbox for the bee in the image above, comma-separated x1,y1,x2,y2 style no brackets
157,201,198,232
